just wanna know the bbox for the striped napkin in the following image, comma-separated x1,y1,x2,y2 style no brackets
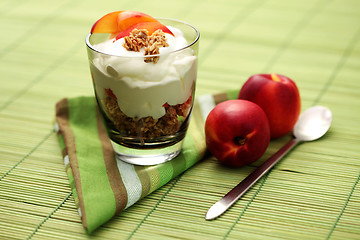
54,91,237,233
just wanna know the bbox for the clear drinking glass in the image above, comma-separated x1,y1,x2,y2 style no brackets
86,18,200,165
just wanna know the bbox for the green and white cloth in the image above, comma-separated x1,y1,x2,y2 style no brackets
55,91,237,233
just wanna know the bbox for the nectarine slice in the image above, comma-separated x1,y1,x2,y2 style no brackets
115,21,174,40
116,11,159,33
91,10,166,37
91,11,123,34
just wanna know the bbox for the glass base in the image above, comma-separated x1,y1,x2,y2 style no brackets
111,140,183,165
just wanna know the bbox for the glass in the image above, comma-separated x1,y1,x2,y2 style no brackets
86,18,200,165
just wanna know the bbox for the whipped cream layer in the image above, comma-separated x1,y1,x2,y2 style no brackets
90,26,197,119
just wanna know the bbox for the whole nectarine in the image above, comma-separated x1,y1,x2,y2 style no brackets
238,73,301,139
205,100,270,167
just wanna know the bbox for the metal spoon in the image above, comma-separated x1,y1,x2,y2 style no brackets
205,106,332,220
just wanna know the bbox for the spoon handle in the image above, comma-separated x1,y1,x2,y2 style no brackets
205,138,301,220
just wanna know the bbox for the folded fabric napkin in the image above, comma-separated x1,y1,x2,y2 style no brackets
55,91,237,233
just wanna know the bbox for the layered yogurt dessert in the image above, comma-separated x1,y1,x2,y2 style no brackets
86,11,199,148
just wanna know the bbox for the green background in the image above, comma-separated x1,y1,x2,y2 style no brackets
1,0,359,239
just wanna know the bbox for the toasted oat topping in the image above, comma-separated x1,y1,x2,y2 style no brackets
148,29,169,48
122,28,169,63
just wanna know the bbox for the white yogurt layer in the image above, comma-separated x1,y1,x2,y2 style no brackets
90,26,197,119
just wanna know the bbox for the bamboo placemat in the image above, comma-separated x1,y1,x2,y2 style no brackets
1,0,359,239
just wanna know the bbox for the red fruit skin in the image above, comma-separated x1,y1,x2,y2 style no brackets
205,100,270,167
238,74,301,139
105,88,117,100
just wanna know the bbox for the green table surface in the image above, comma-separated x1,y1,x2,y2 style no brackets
1,0,359,239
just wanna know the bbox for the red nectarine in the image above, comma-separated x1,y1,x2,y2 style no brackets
238,73,301,139
205,100,270,167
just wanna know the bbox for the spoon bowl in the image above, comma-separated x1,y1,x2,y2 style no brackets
294,106,332,141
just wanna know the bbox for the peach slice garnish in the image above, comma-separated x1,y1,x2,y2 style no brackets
91,11,123,34
115,21,174,40
116,11,159,33
91,10,172,38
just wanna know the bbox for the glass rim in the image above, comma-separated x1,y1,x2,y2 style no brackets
85,17,200,58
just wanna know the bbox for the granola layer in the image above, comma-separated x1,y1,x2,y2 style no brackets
104,95,192,138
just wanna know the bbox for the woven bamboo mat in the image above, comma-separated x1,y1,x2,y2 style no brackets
1,0,359,239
